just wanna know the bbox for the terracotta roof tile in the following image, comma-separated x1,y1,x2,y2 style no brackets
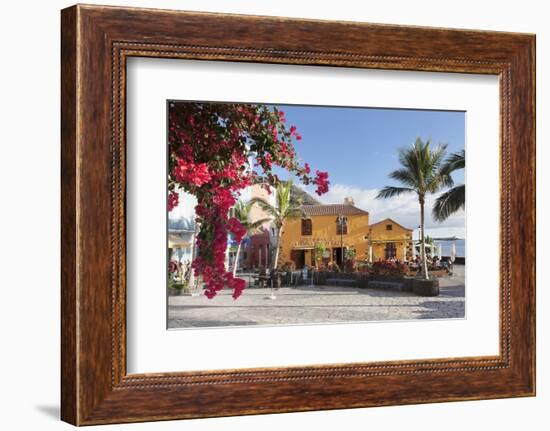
302,204,369,217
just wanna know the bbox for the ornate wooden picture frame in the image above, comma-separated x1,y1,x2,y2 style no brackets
61,4,535,425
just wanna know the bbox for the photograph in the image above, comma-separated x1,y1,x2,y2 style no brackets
166,101,466,328
0,0,540,428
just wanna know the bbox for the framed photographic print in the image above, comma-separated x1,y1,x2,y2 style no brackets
61,4,535,425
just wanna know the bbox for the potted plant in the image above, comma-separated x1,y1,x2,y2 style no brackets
344,248,357,272
412,278,440,296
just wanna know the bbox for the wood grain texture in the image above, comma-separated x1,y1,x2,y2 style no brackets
60,5,78,425
60,4,535,425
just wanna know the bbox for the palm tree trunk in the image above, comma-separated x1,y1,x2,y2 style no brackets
272,226,283,270
232,241,242,277
419,197,429,280
188,223,198,290
225,239,230,271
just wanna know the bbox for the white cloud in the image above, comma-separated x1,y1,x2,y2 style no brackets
170,182,466,239
309,183,465,239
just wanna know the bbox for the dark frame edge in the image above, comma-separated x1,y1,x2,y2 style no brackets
525,34,536,399
61,4,79,426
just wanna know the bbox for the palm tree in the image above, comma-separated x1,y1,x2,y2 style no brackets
376,138,452,279
433,150,465,222
230,200,271,276
249,180,305,270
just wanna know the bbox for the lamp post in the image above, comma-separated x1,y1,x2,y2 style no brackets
337,214,345,267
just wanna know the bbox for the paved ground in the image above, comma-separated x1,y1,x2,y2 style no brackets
168,265,465,329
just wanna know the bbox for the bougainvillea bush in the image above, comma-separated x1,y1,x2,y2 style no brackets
168,102,329,299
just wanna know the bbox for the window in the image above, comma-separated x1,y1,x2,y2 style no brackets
385,242,397,259
336,216,348,235
386,224,393,231
301,218,312,236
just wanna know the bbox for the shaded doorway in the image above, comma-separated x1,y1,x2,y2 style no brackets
333,247,345,266
290,249,305,269
385,242,397,259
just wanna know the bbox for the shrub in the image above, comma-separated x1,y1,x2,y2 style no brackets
356,262,371,273
371,260,408,277
344,258,357,272
313,243,327,267
345,248,356,260
327,261,341,272
168,260,180,275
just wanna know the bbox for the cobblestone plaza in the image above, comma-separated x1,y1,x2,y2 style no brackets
168,265,465,329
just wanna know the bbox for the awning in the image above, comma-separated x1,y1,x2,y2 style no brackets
370,240,411,244
168,234,191,249
292,245,314,250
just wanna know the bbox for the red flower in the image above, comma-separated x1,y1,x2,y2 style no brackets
313,170,330,195
168,191,179,212
212,189,236,211
172,159,211,187
193,163,212,186
168,260,179,274
230,277,246,299
271,126,278,140
227,217,247,243
265,153,273,169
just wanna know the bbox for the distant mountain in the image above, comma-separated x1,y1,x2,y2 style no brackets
290,184,321,205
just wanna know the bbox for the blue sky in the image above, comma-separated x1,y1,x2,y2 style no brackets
271,104,466,238
273,104,464,187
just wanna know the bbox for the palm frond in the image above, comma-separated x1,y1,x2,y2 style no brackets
285,207,307,219
443,150,465,173
440,170,455,189
247,197,278,218
429,143,449,168
376,186,414,199
388,168,418,188
247,180,303,229
432,184,465,221
426,170,454,193
229,200,271,237
230,200,248,220
247,217,272,233
390,138,452,197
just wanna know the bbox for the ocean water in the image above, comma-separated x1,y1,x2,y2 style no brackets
435,239,465,258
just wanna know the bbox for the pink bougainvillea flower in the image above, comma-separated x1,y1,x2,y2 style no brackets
172,159,211,187
313,170,330,195
227,217,247,243
167,191,179,212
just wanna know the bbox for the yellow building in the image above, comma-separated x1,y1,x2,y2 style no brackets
279,198,413,268
367,218,413,262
